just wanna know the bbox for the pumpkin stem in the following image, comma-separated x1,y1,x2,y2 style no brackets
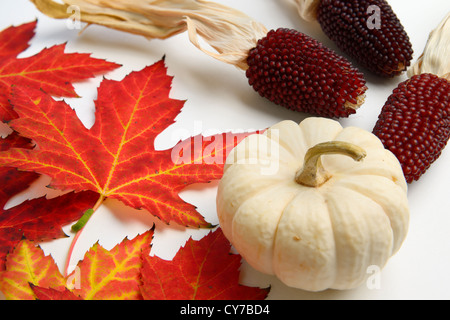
295,141,366,187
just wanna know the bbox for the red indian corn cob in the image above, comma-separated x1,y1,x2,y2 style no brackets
373,13,450,183
373,74,450,183
246,28,366,117
30,0,367,118
292,0,413,77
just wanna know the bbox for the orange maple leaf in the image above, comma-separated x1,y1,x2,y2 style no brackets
0,239,66,300
0,59,252,228
68,229,154,300
0,230,153,300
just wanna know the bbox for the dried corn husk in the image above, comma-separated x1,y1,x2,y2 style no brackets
30,0,268,70
408,12,450,81
290,0,320,22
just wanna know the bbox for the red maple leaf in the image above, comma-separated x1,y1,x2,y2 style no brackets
0,133,39,210
140,228,270,300
0,59,253,228
0,191,99,271
0,20,120,122
0,132,98,270
0,133,39,270
0,20,35,61
30,286,82,300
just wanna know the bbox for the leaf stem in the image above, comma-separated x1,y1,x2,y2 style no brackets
64,194,105,278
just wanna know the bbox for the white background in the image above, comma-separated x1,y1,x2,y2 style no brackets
1,0,450,300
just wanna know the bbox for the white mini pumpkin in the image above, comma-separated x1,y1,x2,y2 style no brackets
216,117,409,291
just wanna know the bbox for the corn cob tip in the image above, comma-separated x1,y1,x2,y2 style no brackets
408,12,450,80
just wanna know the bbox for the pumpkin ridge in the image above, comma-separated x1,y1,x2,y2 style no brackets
322,184,340,289
332,175,408,254
324,184,395,289
263,120,309,161
270,187,307,277
231,183,299,275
